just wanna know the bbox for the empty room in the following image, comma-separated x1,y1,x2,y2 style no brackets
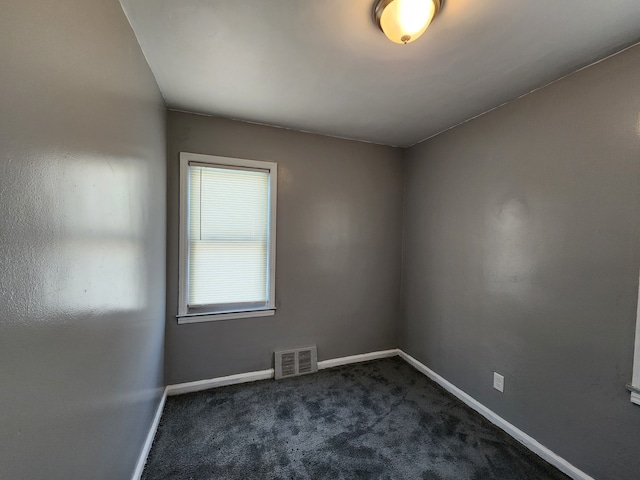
2,0,640,479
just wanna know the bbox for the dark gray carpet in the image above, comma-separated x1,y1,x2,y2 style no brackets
142,358,569,479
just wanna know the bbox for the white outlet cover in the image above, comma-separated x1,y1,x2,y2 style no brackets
494,372,505,393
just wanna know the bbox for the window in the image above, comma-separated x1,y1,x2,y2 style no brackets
178,152,277,324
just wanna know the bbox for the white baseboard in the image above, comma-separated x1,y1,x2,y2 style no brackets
166,369,275,396
131,388,167,480
397,350,594,480
165,349,400,396
317,349,399,370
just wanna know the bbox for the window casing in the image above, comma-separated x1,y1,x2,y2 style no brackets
630,269,640,405
178,152,277,324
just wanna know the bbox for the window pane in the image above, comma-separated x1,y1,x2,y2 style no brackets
188,165,269,307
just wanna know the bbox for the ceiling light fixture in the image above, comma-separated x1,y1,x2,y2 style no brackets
373,0,443,45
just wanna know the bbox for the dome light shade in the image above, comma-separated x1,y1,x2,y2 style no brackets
374,0,443,45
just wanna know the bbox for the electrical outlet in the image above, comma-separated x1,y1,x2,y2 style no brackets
493,372,505,393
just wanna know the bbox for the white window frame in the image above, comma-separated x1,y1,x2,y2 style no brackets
177,152,277,324
630,269,640,405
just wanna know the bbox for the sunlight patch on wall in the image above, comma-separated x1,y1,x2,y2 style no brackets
308,200,352,273
40,154,147,314
483,195,535,299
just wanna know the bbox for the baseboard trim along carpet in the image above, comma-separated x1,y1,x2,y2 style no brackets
317,349,399,370
164,349,400,396
165,369,275,396
397,350,595,480
135,349,593,480
131,389,167,480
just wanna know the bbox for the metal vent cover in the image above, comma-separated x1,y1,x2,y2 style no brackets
274,345,318,379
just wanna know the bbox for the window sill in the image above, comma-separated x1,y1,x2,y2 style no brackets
626,384,640,406
176,308,276,325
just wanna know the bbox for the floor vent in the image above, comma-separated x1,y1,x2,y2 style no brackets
275,346,318,379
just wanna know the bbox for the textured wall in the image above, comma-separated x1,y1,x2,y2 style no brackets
0,1,166,478
165,111,403,384
401,44,640,480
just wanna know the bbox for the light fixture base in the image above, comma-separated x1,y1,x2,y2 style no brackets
373,0,444,45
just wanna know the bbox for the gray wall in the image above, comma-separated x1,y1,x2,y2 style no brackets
401,44,640,480
0,1,166,479
166,111,403,384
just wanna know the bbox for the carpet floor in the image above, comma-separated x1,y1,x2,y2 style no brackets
142,357,570,479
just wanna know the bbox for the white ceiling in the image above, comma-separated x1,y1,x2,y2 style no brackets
120,0,640,147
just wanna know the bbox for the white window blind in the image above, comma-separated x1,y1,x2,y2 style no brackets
178,153,277,322
188,165,269,307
